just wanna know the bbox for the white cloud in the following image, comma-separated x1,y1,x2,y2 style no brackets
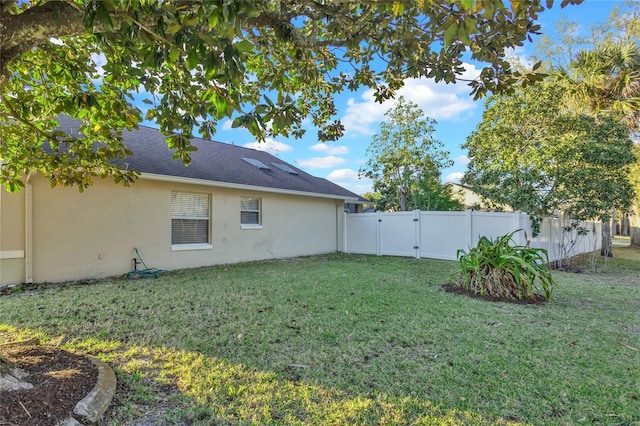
221,119,233,130
310,143,349,155
341,91,386,136
454,155,470,166
444,172,464,183
342,182,374,196
327,168,360,181
91,52,108,77
243,138,293,155
341,64,480,136
505,46,536,70
297,156,346,169
326,168,373,195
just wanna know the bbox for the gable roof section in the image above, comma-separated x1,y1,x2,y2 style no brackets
55,115,362,201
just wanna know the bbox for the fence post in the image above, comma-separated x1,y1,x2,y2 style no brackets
549,216,556,262
521,212,529,244
513,211,523,245
376,211,382,256
414,210,421,259
467,209,474,248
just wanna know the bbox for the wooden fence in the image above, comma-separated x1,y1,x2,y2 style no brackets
343,210,601,262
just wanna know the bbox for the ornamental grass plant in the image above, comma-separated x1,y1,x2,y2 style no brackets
456,231,555,301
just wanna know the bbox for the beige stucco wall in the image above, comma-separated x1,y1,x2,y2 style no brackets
18,175,344,284
0,188,26,285
451,185,483,209
449,183,513,212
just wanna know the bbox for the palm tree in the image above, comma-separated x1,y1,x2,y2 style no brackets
559,41,640,129
555,41,640,257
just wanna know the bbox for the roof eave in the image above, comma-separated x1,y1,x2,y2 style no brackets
139,172,360,202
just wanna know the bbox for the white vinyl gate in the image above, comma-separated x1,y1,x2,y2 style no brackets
379,211,420,257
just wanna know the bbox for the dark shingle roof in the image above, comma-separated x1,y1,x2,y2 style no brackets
56,115,362,200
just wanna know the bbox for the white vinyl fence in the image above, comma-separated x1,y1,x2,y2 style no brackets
343,210,601,263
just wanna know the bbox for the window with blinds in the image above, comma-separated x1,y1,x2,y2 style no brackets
240,197,261,227
171,191,210,245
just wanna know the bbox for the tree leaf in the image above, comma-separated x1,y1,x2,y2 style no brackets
166,24,182,35
461,0,476,11
234,40,254,53
392,2,404,16
444,22,459,47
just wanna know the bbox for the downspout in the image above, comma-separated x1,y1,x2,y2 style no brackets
335,203,340,253
24,171,33,283
342,206,347,254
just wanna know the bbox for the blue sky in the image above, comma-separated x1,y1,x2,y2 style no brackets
152,0,626,196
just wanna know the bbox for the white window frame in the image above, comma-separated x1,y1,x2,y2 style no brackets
240,196,262,229
170,191,212,251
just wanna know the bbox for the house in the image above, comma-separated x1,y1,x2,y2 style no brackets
447,182,513,212
0,116,365,285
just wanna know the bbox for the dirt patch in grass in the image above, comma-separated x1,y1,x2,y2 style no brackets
441,282,548,304
0,344,97,425
0,278,118,297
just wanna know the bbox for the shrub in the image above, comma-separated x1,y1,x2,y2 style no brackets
456,231,555,301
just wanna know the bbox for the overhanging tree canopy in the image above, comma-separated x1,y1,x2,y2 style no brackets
462,84,636,233
0,0,581,191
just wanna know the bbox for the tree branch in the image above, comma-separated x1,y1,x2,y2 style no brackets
0,1,84,76
1,1,84,50
0,89,51,141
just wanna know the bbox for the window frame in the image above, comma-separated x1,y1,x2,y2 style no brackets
170,191,212,251
240,196,262,229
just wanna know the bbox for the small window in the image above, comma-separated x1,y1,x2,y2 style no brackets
242,157,271,170
272,163,299,175
241,197,261,228
171,191,211,248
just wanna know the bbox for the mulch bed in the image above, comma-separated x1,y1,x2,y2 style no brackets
0,344,97,426
442,282,548,304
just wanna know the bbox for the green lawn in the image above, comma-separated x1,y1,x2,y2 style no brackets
1,247,639,425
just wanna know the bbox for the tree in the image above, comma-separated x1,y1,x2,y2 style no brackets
359,96,457,212
533,1,640,133
0,0,583,191
557,42,640,132
630,144,640,246
462,84,636,244
413,179,465,212
588,0,640,45
534,0,640,70
554,41,640,256
533,19,589,71
463,85,560,222
534,5,640,257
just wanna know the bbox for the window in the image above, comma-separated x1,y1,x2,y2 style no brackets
242,157,271,170
171,191,211,248
272,162,299,175
241,197,261,228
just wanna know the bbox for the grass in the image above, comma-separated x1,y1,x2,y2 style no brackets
1,247,639,425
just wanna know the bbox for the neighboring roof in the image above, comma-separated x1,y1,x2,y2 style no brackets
446,182,473,191
56,115,364,201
